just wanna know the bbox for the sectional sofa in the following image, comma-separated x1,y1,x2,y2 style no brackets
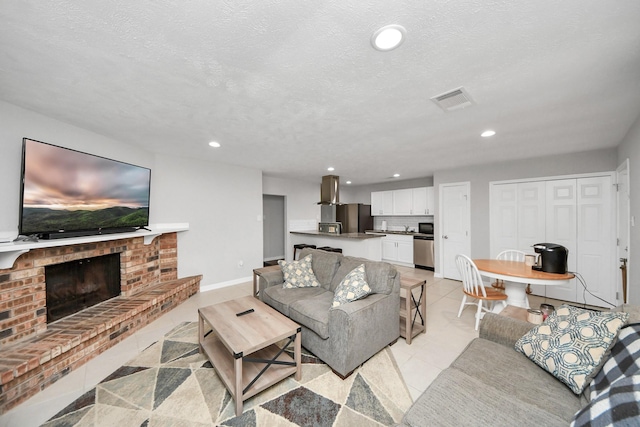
257,248,400,377
396,305,640,427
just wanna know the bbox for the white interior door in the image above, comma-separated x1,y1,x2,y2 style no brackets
490,183,518,257
440,182,470,280
617,160,630,303
545,179,578,301
577,176,616,307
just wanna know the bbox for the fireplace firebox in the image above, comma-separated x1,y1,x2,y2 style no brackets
45,253,121,322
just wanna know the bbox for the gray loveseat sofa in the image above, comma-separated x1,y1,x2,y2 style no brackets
396,305,640,427
258,248,400,377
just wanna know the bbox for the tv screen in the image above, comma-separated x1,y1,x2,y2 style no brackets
19,138,151,238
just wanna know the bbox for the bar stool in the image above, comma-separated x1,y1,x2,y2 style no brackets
293,244,316,260
317,246,342,253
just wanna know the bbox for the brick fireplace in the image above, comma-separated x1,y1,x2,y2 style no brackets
0,232,201,414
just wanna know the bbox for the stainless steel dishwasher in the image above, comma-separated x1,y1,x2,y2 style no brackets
413,235,434,270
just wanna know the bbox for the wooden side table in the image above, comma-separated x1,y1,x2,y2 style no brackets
399,277,427,344
252,265,280,298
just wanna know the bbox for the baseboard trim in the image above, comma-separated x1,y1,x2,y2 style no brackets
200,276,252,293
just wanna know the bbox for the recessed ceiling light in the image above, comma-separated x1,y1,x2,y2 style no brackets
481,130,496,138
393,173,400,178
208,141,221,148
327,167,335,171
346,181,352,184
371,25,406,51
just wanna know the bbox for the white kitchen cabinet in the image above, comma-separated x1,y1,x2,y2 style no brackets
372,186,435,216
414,186,435,215
393,189,413,215
381,234,414,265
371,191,394,215
382,238,397,260
412,187,427,215
397,238,414,264
489,174,616,307
426,186,435,215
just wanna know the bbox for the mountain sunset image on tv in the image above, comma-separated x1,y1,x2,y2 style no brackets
19,138,151,237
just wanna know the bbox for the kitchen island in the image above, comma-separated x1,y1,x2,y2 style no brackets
290,231,385,261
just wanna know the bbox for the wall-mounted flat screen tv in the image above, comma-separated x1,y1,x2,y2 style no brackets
19,138,151,239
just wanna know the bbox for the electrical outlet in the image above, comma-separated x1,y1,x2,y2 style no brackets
237,260,244,268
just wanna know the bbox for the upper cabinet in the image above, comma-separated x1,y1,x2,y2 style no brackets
371,190,394,215
371,187,434,216
393,189,412,215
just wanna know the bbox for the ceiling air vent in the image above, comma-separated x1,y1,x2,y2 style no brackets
431,87,474,112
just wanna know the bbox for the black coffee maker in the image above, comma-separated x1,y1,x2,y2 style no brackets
532,243,568,274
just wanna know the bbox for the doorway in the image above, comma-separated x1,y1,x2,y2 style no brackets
617,159,630,303
439,182,471,280
263,194,285,264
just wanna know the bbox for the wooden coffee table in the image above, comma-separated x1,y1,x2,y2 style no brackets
198,295,301,416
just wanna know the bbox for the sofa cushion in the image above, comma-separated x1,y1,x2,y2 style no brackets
590,323,640,400
299,248,342,289
515,305,629,394
401,368,568,427
452,337,584,422
262,285,327,317
278,255,321,288
329,256,396,294
332,264,371,307
289,291,334,339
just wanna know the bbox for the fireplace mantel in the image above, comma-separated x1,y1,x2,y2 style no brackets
0,223,189,269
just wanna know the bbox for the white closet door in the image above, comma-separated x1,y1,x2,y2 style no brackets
490,183,518,257
517,181,546,295
545,179,578,301
577,176,615,307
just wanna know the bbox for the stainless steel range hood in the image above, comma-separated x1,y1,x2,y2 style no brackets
318,175,340,205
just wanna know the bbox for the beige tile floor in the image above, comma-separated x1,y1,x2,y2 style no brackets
0,267,578,427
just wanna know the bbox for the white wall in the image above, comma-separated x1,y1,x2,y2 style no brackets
618,114,640,304
433,148,618,273
262,175,320,260
0,101,152,234
152,154,263,287
0,100,263,289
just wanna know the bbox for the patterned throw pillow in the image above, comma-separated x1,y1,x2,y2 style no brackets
278,255,321,289
332,264,371,308
515,305,629,394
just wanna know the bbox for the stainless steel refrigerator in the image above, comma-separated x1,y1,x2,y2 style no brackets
336,204,373,233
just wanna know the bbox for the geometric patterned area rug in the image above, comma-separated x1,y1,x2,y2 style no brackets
43,322,413,426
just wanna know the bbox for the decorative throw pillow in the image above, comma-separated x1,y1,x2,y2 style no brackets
278,255,321,289
515,305,629,394
332,264,371,307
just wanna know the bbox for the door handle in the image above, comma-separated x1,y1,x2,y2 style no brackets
443,235,448,239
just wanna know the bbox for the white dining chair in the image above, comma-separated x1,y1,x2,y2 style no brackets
456,254,508,330
496,249,526,262
491,249,527,290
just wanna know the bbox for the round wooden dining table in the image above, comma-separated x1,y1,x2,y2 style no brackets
473,259,575,311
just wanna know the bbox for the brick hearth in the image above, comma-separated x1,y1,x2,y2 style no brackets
0,233,202,414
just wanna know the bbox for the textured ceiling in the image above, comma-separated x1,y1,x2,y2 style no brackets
1,1,640,185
